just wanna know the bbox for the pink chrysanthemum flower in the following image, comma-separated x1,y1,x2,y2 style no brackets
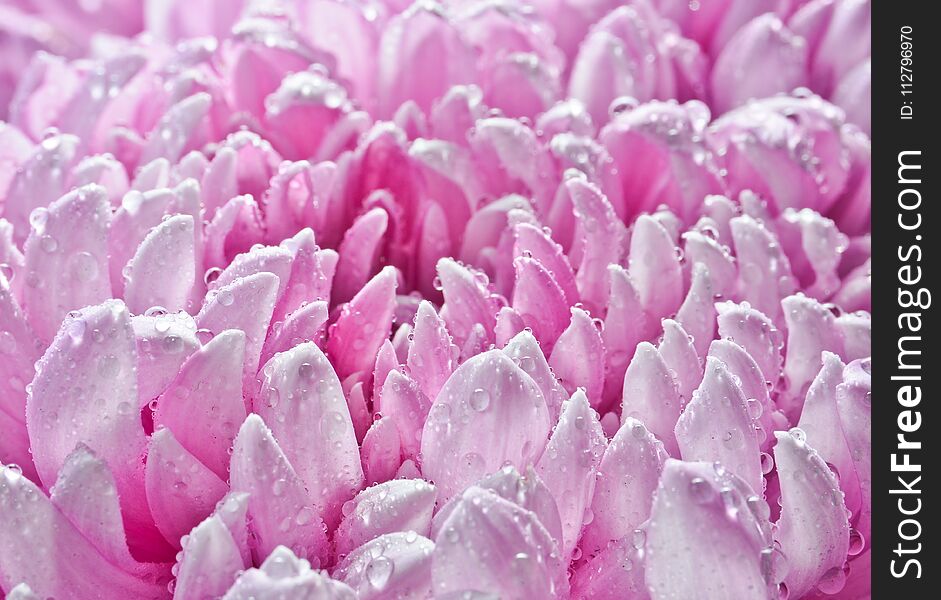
1,1,870,599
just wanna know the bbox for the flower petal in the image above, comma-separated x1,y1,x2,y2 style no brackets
644,459,774,600
437,257,501,349
570,537,647,600
780,294,844,418
124,214,196,314
716,300,785,391
333,207,389,304
229,414,329,566
708,339,776,451
22,184,112,342
361,416,403,486
675,356,764,494
26,300,163,556
326,266,397,380
334,532,435,599
621,342,682,456
145,427,228,548
797,352,861,517
254,342,364,529
154,329,247,479
260,300,329,368
196,272,280,392
378,369,432,460
173,514,245,600
580,417,667,561
432,486,564,598
421,349,551,502
502,329,568,424
535,390,606,559
628,215,683,321
773,430,850,598
222,545,355,599
335,479,437,558
132,312,200,407
0,465,169,599
730,215,798,326
406,300,457,402
657,318,702,405
512,255,570,352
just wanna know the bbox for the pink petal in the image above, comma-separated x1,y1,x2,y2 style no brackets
203,194,265,270
773,430,851,598
675,357,764,494
132,312,200,407
570,537,647,599
261,300,329,366
154,329,247,478
334,479,437,558
797,352,861,517
145,427,228,548
26,301,165,558
780,294,845,418
0,276,40,424
620,342,682,457
437,257,501,350
378,370,432,461
549,308,606,406
0,464,170,599
229,414,329,566
406,300,456,401
0,409,36,482
716,300,785,391
212,244,294,306
645,460,775,599
535,390,606,559
346,381,371,445
254,342,364,529
139,92,211,165
657,319,703,406
432,487,563,598
4,134,80,247
580,418,668,561
196,272,280,392
682,228,738,301
334,532,435,599
676,263,718,361
377,3,478,118
569,177,626,313
512,255,570,352
514,222,579,304
730,215,799,327
603,265,656,408
124,214,196,314
432,465,564,553
222,545,356,599
708,339,777,451
420,349,551,502
502,329,568,424
326,266,398,380
272,228,338,323
836,359,871,544
333,207,389,304
361,416,404,486
51,445,157,575
22,184,112,342
373,339,399,403
173,514,245,600
628,215,683,321
109,179,201,296
710,15,808,113
836,311,871,361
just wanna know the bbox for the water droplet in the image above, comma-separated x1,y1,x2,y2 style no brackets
217,289,235,306
689,477,716,504
469,388,491,412
815,564,847,594
70,251,100,282
848,529,865,555
29,207,49,233
788,427,806,443
366,555,394,590
295,507,314,525
760,452,774,474
40,235,58,253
